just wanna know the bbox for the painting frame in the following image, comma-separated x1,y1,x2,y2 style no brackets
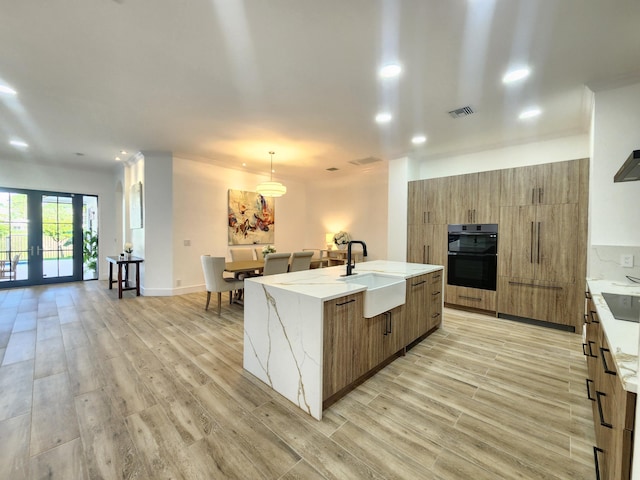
130,181,143,229
228,189,275,245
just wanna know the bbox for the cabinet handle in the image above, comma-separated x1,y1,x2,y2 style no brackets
585,290,592,300
588,341,597,358
432,291,441,296
412,280,427,287
584,313,589,325
585,379,595,401
383,311,392,335
432,274,441,280
388,312,392,334
426,245,430,264
459,295,481,301
473,209,476,223
595,391,613,428
582,343,588,356
422,245,426,264
599,347,617,375
530,222,534,263
539,188,543,203
537,222,541,264
593,446,604,480
508,281,563,290
431,312,440,318
589,310,599,324
335,299,356,307
531,188,536,204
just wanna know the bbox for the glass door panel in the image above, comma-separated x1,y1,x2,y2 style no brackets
0,187,98,288
41,195,74,279
0,191,29,283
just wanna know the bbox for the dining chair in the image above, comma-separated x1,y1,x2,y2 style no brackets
201,255,244,315
230,248,254,261
303,248,327,268
262,253,291,276
0,253,20,281
254,247,264,260
289,251,314,272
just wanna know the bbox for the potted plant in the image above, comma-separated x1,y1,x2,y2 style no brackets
333,231,351,250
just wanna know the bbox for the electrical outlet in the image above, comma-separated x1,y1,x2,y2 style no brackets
176,279,182,287
621,254,634,268
183,239,191,246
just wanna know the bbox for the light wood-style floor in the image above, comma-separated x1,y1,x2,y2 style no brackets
0,281,596,479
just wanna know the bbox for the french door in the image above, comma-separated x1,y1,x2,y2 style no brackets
0,188,98,288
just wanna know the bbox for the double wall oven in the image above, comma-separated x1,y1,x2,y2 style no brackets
447,224,498,291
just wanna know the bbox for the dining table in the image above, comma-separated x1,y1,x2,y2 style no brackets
224,260,264,275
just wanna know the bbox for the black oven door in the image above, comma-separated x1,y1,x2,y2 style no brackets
447,252,497,291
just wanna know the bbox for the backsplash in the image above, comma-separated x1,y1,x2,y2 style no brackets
589,245,640,282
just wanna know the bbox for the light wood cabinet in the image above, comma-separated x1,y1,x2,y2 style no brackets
407,178,446,225
322,293,364,400
427,272,443,331
500,160,582,206
584,291,636,480
364,305,405,370
407,224,447,266
498,203,578,284
445,285,496,311
447,171,500,224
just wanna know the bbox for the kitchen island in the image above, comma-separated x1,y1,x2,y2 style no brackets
243,260,443,420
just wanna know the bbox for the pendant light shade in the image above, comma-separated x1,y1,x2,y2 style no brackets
256,151,287,197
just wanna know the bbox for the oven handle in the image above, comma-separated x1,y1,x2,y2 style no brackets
447,252,497,257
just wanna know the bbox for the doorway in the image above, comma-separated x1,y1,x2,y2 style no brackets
0,188,98,288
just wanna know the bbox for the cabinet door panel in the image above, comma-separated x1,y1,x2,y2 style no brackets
498,205,536,279
424,178,447,224
404,273,429,343
535,204,578,283
474,170,501,223
447,174,477,224
500,166,539,206
497,277,574,325
537,160,581,205
406,224,447,267
407,180,425,225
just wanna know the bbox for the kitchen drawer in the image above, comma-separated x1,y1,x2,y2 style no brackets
445,284,495,311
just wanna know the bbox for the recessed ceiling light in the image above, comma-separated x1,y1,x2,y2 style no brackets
9,140,28,148
379,63,402,79
503,67,531,84
375,112,392,124
242,162,246,167
519,107,541,120
115,156,121,161
411,135,427,145
0,84,17,95
120,150,128,155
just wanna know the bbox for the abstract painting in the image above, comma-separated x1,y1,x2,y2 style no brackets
228,189,275,245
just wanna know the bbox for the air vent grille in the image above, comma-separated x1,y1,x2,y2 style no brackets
448,106,474,118
348,156,382,166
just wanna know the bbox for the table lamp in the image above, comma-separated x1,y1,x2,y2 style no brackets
325,233,334,250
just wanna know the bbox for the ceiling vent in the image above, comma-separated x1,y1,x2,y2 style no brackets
348,156,382,166
448,106,474,118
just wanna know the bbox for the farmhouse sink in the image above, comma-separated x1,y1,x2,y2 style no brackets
339,273,407,318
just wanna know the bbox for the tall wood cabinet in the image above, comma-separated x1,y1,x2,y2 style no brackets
406,158,588,332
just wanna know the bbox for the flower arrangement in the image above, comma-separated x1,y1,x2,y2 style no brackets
333,231,351,246
123,242,133,254
262,245,276,255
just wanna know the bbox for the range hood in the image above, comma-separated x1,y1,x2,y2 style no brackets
614,150,640,182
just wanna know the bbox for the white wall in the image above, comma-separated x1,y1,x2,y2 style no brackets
415,133,589,179
171,156,309,293
0,157,118,281
590,82,640,247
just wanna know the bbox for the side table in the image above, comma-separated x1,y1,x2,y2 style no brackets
106,255,144,298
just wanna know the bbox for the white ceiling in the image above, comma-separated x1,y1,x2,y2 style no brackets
1,0,639,180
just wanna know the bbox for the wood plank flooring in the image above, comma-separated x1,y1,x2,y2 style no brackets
0,281,596,479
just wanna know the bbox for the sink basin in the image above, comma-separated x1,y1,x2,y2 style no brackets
339,273,407,318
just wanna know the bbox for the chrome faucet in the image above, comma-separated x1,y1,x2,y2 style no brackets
346,240,368,276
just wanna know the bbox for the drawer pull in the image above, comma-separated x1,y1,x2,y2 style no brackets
335,299,356,307
589,310,599,324
599,347,617,375
595,391,613,428
412,280,427,287
582,343,588,356
459,295,481,301
508,281,563,290
585,379,595,401
585,291,592,299
431,312,441,319
584,313,589,324
432,291,441,296
587,341,597,358
593,446,603,480
432,274,441,280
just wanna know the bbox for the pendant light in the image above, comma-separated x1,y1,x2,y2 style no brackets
256,151,287,197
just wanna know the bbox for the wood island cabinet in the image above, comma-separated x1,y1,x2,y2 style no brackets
322,270,444,406
584,291,635,480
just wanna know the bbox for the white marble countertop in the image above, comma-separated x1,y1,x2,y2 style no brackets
587,278,640,393
245,260,443,302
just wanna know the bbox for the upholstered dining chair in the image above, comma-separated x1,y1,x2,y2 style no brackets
289,251,314,272
0,254,20,281
254,247,264,261
230,248,254,261
262,253,291,276
201,255,244,315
